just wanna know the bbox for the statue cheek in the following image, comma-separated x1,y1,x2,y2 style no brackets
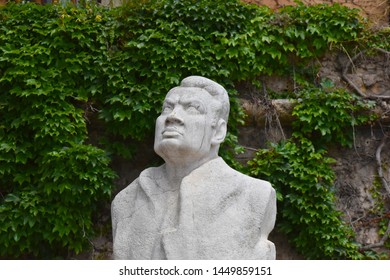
155,116,165,130
187,118,205,133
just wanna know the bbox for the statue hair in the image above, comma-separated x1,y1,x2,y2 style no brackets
179,76,230,122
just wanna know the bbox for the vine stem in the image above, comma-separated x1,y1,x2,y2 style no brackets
361,220,390,250
373,47,390,56
341,50,366,97
361,136,390,250
376,136,390,196
242,145,259,152
341,47,390,99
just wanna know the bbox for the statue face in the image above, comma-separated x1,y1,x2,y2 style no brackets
154,87,218,163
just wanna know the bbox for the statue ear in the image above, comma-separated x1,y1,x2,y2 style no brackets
212,119,227,145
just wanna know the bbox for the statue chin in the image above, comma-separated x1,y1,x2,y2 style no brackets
156,142,211,166
155,140,189,160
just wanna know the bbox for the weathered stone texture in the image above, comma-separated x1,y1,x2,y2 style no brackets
242,0,389,27
238,114,390,259
236,49,390,258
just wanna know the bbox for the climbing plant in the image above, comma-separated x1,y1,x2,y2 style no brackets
0,3,117,258
0,0,383,258
248,83,376,259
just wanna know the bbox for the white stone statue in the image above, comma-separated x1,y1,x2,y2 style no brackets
111,76,276,259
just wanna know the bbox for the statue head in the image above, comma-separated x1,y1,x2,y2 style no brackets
154,76,230,165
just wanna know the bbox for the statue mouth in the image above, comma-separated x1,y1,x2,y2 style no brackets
162,126,183,138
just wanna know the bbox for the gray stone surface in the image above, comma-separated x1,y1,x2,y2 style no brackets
111,76,276,259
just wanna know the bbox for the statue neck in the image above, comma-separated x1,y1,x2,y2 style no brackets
163,154,217,190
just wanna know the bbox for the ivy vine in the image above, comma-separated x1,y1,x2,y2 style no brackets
248,82,376,259
0,3,117,258
0,0,387,258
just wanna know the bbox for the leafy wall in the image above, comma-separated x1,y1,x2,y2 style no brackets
0,0,389,259
243,0,389,27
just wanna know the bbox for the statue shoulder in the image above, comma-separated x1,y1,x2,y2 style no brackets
212,158,274,195
220,161,273,192
212,159,275,204
232,168,275,203
247,176,274,194
246,175,275,201
112,165,164,210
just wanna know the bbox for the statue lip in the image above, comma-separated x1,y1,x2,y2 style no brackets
162,126,183,137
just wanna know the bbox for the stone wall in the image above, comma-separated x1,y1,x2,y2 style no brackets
101,49,390,259
102,1,389,27
236,50,390,258
89,1,390,259
238,124,390,259
242,0,389,27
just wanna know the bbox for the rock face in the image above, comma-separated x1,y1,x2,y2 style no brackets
309,48,389,99
330,129,390,251
111,76,277,260
238,123,390,258
242,0,389,27
236,48,390,258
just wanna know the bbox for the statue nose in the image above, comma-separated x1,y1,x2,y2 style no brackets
166,110,184,126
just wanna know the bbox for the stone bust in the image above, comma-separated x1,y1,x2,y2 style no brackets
111,76,276,259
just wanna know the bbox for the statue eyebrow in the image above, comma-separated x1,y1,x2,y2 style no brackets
163,96,206,112
181,99,206,112
178,95,203,106
180,99,201,106
163,99,175,107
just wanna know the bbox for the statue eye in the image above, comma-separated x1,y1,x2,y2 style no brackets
187,105,199,112
162,105,173,113
186,103,203,114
